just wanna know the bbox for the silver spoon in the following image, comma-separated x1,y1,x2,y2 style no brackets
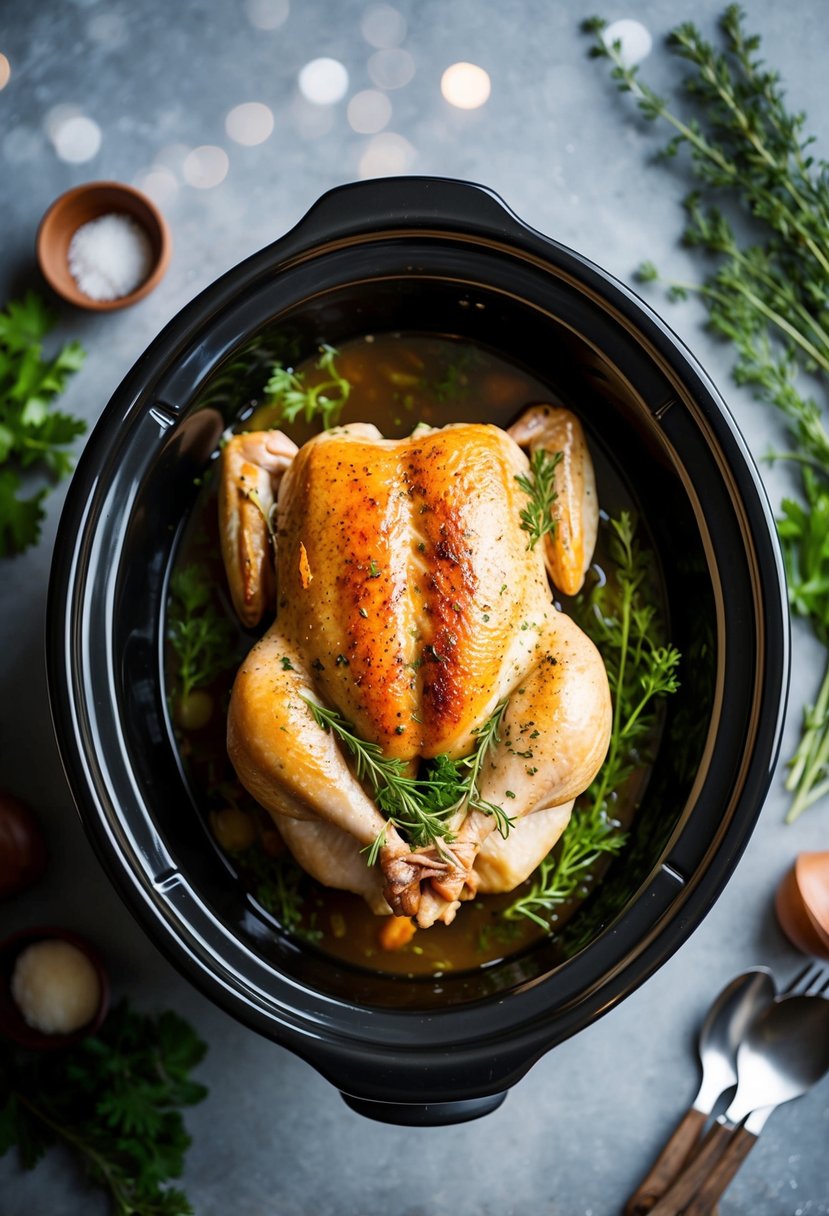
646,990,829,1216
624,967,775,1216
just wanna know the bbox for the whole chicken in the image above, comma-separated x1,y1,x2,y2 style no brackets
220,405,612,929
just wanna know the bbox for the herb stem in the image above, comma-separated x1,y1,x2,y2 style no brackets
785,657,829,821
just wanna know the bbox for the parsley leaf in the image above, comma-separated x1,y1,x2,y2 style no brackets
0,1001,207,1215
262,344,351,430
0,292,86,556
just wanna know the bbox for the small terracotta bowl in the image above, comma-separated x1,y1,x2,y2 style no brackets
36,181,171,311
0,925,110,1050
775,851,829,960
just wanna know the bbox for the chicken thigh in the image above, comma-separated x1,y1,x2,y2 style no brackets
220,407,611,928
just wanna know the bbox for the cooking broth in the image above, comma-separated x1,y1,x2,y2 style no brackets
166,333,665,977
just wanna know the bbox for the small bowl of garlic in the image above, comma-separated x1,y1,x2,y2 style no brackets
36,181,171,311
0,926,109,1049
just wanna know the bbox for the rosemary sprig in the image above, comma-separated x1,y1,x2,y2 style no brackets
301,697,457,852
585,7,829,819
515,448,563,549
301,696,513,858
504,512,680,928
263,344,350,429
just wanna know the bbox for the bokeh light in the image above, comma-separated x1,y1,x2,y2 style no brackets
182,145,229,189
134,165,179,209
347,89,392,135
0,53,10,90
45,103,82,141
367,48,414,90
47,108,102,162
225,101,274,146
440,62,491,110
358,131,415,178
245,0,289,30
361,5,406,49
298,57,349,105
601,19,652,66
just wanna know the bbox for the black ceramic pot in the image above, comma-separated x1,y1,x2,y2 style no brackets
48,177,788,1125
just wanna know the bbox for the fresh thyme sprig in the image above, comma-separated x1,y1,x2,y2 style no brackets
167,563,235,702
585,7,829,819
504,512,680,928
515,448,563,549
301,696,512,860
263,344,351,429
241,844,322,942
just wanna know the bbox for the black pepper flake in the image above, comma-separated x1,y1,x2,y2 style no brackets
336,654,350,666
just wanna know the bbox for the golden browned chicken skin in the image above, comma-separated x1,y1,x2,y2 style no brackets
220,408,611,928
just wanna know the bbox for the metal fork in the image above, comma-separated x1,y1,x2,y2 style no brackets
785,960,829,997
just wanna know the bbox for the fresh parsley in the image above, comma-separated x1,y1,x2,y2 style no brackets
515,448,563,549
263,343,351,429
0,1002,207,1216
585,7,829,819
0,292,86,555
504,512,680,928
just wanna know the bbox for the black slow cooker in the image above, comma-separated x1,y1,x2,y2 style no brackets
47,177,788,1125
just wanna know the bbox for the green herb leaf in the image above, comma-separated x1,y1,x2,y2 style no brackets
301,696,513,851
167,563,236,702
0,1002,206,1215
0,293,86,556
514,448,563,549
585,7,829,819
262,343,351,430
504,512,680,928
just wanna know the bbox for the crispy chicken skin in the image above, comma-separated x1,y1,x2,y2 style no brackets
221,410,611,927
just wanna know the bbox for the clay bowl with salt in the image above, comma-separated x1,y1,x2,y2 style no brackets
37,181,171,311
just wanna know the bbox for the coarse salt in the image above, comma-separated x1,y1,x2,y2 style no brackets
68,212,153,301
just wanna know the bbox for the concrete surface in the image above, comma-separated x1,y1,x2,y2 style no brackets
1,1,827,1212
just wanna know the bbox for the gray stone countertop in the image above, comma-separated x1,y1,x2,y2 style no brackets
1,1,827,1213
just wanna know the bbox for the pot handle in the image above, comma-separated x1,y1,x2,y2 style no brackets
283,176,534,250
340,1089,507,1126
